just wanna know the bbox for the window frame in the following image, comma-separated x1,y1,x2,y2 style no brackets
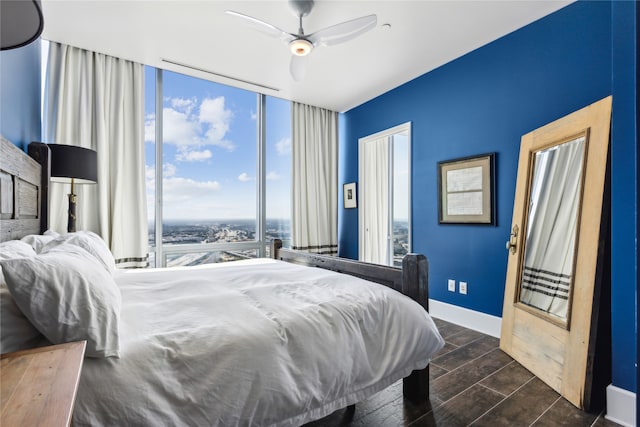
148,69,274,267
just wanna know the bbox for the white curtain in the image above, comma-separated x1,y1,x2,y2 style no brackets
360,137,390,264
520,137,585,318
44,42,148,268
291,102,338,255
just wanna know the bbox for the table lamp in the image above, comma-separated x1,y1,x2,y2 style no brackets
48,144,97,232
0,0,43,51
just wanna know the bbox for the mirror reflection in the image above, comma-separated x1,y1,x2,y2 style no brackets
519,135,586,320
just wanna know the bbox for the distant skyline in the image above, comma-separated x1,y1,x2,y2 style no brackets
144,67,291,221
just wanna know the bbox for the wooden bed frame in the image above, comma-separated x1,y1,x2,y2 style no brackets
0,139,49,242
272,239,431,403
1,137,431,404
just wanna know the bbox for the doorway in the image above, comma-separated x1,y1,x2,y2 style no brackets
358,122,411,266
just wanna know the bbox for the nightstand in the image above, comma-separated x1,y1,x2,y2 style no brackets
1,341,86,427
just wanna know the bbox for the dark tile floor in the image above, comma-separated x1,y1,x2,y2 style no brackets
307,318,623,427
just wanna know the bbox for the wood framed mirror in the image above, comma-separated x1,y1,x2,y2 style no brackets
500,96,612,411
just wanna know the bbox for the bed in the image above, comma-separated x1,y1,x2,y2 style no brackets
0,138,445,426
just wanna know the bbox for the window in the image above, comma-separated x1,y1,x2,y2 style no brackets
144,66,156,266
145,67,291,267
265,96,291,255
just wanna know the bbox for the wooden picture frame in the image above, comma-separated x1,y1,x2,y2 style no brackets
438,153,495,224
343,182,357,209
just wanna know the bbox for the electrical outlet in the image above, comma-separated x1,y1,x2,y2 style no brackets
448,279,455,292
459,281,468,295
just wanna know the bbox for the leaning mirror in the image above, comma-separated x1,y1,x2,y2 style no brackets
500,96,611,411
518,134,587,325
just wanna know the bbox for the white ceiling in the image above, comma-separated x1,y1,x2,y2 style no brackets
41,0,572,113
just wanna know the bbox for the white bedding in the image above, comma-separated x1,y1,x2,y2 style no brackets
73,258,444,426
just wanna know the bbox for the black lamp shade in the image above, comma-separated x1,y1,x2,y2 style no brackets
0,0,44,51
49,144,98,184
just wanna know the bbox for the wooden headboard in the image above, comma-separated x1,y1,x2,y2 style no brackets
0,138,50,242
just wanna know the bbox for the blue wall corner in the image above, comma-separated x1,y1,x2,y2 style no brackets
610,0,638,394
340,0,637,394
341,0,612,316
0,40,42,150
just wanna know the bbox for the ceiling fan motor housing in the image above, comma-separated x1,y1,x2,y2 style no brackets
289,0,314,18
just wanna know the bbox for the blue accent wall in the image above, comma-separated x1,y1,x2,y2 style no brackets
0,40,41,150
340,0,637,394
610,0,637,395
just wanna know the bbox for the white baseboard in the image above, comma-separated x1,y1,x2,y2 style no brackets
428,299,502,338
606,385,636,427
428,301,636,427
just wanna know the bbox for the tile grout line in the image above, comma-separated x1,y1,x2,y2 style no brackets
410,380,482,426
410,344,504,426
589,411,608,427
528,395,562,426
472,360,517,396
432,344,505,379
416,350,514,426
468,375,539,426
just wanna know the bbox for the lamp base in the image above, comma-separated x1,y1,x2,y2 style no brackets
67,193,77,233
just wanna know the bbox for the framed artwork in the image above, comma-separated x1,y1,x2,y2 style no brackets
343,182,357,209
438,153,496,224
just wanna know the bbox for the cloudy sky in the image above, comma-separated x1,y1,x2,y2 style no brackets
144,67,291,221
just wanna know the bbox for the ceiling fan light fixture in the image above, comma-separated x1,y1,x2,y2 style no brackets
289,38,312,56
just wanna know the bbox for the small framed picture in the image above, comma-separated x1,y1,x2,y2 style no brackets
438,153,496,224
343,182,357,209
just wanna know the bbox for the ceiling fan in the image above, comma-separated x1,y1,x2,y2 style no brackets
225,0,377,82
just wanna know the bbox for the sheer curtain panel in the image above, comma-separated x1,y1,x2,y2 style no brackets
360,136,390,264
291,102,338,255
44,42,148,267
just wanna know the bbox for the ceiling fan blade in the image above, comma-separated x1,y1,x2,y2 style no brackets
290,55,308,82
308,14,377,47
225,10,295,42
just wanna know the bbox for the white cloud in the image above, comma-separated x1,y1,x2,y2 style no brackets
147,162,242,220
163,107,200,146
176,149,212,162
144,113,155,143
153,96,236,156
276,137,291,155
170,97,197,114
238,172,252,182
145,164,156,180
266,171,281,181
162,176,221,204
163,163,177,177
199,97,235,151
250,111,257,121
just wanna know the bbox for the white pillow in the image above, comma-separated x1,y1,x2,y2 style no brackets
0,281,49,354
0,242,47,353
0,240,36,260
20,229,60,253
42,230,116,274
1,243,122,358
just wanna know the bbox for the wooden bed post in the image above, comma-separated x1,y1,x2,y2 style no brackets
402,253,429,311
402,253,430,404
27,142,51,234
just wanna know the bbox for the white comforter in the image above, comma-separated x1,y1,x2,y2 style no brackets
73,259,444,427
